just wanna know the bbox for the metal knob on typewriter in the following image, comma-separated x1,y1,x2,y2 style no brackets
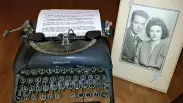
50,76,56,82
73,76,79,81
55,94,61,100
46,69,53,74
85,92,92,98
48,94,54,100
78,92,84,98
25,70,30,75
20,77,26,84
61,68,67,74
54,69,61,74
80,75,86,80
27,78,33,83
93,91,100,97
24,94,31,101
88,75,93,80
43,77,49,82
32,94,38,101
58,76,64,81
40,94,47,101
71,93,77,99
91,67,96,72
95,75,101,80
35,77,42,82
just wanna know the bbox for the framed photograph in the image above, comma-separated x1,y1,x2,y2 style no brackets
111,0,183,93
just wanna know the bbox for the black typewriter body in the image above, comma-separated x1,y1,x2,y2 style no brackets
12,34,114,103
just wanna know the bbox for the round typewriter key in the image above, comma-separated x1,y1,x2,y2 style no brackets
31,70,38,75
98,67,104,72
32,94,38,101
22,86,28,92
39,69,45,74
71,93,77,99
25,70,30,75
58,76,64,81
46,69,52,74
67,85,73,89
50,76,56,82
16,95,23,101
74,84,81,89
95,75,101,80
78,93,84,98
102,75,107,80
85,92,92,98
40,94,47,101
91,67,96,72
35,77,41,82
52,85,58,90
58,85,65,90
104,81,110,87
61,68,67,74
43,85,49,91
48,94,54,100
20,77,26,84
76,68,82,73
88,75,93,80
93,91,100,97
73,76,79,81
36,86,42,91
84,67,89,72
100,92,108,99
54,69,61,74
89,84,95,88
27,78,33,83
29,85,35,91
69,68,74,73
43,77,49,82
82,84,89,89
21,70,26,74
80,75,86,80
55,94,61,99
65,76,71,81
24,95,31,100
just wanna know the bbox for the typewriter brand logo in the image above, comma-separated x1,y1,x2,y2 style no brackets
53,61,71,64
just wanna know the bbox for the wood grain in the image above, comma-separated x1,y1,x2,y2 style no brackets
0,0,182,103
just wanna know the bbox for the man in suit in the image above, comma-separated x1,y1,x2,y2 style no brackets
121,10,149,63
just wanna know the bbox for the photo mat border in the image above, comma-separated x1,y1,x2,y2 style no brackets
119,3,180,73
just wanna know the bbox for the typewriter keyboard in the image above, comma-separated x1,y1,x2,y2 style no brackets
15,67,110,103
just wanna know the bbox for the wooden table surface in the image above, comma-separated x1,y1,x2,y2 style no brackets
0,0,183,103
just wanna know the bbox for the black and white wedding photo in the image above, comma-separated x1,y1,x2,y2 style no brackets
120,4,179,71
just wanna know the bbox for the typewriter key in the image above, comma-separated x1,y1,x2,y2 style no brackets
67,85,73,89
73,76,79,81
104,81,110,87
78,92,84,98
50,76,56,82
35,77,42,82
48,94,54,100
71,93,77,99
55,94,61,99
85,92,92,98
40,94,47,101
31,70,38,75
61,68,67,74
39,69,45,74
58,76,64,81
89,84,95,88
21,70,26,74
70,68,74,73
93,91,100,97
16,95,23,101
74,84,81,89
88,75,93,80
25,70,30,75
29,85,35,91
84,67,89,72
27,78,33,83
43,85,49,91
65,76,71,81
24,95,31,100
98,67,104,72
22,86,28,92
43,77,49,82
95,75,101,80
82,84,89,89
80,75,86,80
32,94,38,101
53,69,60,74
46,69,52,74
20,77,26,84
76,68,82,73
91,67,96,72
58,85,65,90
100,92,108,99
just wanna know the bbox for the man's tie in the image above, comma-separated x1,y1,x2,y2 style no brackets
134,35,138,47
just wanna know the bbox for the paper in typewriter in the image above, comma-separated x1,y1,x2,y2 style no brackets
36,9,102,37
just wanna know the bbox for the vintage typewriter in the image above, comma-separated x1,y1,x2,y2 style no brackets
3,20,114,103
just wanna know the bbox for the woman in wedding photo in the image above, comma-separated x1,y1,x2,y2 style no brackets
135,17,169,70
